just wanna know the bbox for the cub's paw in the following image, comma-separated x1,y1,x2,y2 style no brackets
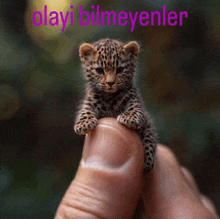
117,112,141,129
74,117,98,135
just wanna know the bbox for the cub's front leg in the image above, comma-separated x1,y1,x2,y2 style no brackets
74,100,98,135
117,101,145,130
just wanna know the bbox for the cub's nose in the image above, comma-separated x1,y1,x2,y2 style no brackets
106,81,115,87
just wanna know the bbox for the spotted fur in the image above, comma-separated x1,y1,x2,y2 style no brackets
74,38,157,173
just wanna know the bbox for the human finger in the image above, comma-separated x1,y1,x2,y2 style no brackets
55,118,144,219
181,167,218,216
141,145,218,219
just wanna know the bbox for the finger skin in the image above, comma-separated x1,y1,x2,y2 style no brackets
55,118,144,219
201,195,218,216
142,145,219,219
181,167,201,197
181,167,218,216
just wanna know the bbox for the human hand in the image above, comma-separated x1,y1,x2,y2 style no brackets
55,118,219,219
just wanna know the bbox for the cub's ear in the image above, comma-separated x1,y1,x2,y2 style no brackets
79,43,94,59
123,41,140,54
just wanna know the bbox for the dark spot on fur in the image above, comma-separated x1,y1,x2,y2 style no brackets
102,106,107,111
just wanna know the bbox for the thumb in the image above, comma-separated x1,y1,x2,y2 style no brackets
55,118,144,219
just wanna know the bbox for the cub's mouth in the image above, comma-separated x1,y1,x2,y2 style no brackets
104,87,117,93
102,81,123,93
102,84,117,93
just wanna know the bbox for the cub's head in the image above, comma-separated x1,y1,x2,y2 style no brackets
79,38,139,93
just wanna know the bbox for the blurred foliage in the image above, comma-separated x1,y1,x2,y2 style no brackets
1,0,220,218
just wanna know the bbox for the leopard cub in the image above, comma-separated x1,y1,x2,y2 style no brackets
74,38,157,173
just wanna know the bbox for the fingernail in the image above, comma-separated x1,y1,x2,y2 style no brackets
81,118,143,170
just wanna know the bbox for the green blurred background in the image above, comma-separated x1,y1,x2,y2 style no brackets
1,0,220,218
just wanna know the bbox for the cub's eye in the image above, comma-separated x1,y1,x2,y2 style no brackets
116,67,124,74
96,67,104,74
